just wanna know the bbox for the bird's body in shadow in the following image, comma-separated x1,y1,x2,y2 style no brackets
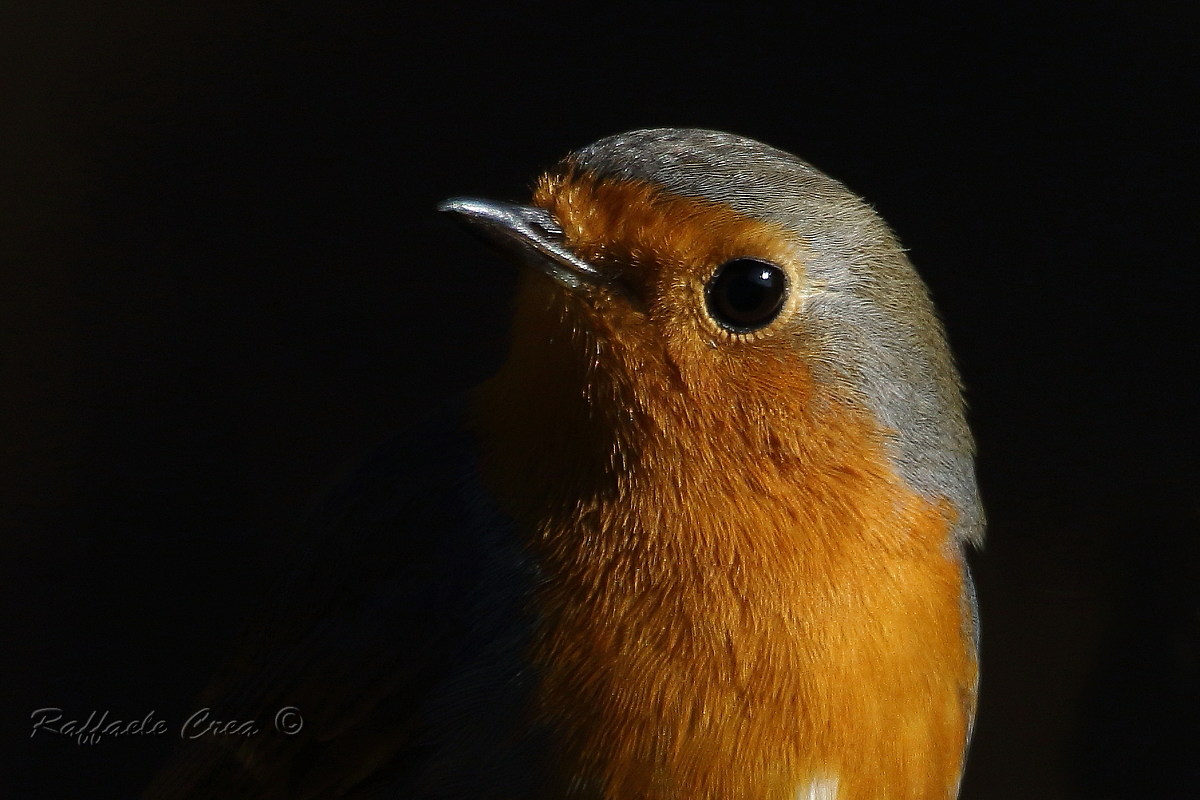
145,128,982,800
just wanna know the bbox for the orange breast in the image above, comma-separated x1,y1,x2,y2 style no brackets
472,362,974,800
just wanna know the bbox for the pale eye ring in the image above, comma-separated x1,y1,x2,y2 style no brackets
704,258,788,333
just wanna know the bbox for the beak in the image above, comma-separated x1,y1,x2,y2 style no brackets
438,198,606,291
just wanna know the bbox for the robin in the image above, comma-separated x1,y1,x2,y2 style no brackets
145,128,983,799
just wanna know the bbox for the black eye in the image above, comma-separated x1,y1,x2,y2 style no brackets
704,258,788,333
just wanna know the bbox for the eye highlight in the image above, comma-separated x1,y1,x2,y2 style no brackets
704,258,788,333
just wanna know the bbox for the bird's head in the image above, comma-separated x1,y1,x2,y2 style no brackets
443,128,981,546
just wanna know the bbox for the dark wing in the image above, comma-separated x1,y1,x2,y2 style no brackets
143,405,534,799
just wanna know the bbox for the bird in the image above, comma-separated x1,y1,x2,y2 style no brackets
144,128,983,800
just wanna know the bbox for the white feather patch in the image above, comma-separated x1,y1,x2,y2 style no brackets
796,775,839,800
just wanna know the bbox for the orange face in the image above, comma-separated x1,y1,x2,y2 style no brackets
469,168,976,800
532,170,818,424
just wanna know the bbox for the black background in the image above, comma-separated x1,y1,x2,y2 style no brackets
4,3,1196,798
